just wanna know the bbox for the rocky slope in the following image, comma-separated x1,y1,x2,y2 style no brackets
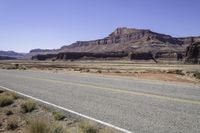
26,27,200,61
185,42,200,64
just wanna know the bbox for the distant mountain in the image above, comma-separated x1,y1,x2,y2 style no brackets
60,27,189,53
0,50,25,59
22,27,200,62
0,56,17,60
29,27,200,54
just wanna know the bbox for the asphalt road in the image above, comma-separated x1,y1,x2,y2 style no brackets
0,69,200,133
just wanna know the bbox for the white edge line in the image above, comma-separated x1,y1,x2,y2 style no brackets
0,85,132,133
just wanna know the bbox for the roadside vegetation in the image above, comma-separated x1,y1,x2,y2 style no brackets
21,100,37,113
0,95,14,107
53,111,66,121
193,71,200,80
3,63,27,70
27,119,67,133
7,119,18,130
0,88,118,133
4,91,18,99
79,122,99,133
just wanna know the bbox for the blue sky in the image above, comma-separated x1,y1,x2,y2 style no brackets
0,0,200,52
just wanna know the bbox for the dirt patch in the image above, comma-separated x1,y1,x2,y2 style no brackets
90,71,198,84
0,60,199,84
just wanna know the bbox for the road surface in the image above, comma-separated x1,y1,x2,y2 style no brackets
0,69,200,133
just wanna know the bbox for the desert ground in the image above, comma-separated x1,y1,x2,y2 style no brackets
0,60,199,84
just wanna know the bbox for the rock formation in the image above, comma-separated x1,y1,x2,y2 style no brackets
32,51,128,61
25,27,200,62
185,42,200,64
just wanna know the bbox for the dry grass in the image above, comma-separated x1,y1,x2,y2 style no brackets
97,69,102,73
21,100,37,113
53,111,66,121
79,122,99,133
27,119,67,133
193,71,200,79
0,95,14,107
27,119,51,133
3,63,27,70
4,91,18,99
0,89,4,93
52,125,66,133
7,119,18,130
4,109,13,116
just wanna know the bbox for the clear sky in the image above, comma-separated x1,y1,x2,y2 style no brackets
0,0,200,53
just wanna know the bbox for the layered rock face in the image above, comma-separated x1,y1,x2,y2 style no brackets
60,27,184,53
32,52,128,61
185,42,200,64
27,27,200,62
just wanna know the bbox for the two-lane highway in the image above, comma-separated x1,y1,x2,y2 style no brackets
0,69,200,132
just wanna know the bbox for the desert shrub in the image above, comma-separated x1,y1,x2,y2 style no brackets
21,65,27,70
0,95,14,107
28,119,50,133
0,90,4,93
85,69,90,72
6,63,27,70
166,70,174,74
74,68,82,71
53,111,65,121
167,69,185,75
6,63,19,69
14,63,19,68
4,91,18,99
21,100,37,113
175,70,185,75
193,71,200,79
6,67,16,70
79,122,98,133
7,119,18,130
52,125,66,133
28,119,66,133
115,71,121,73
97,69,102,73
5,109,13,116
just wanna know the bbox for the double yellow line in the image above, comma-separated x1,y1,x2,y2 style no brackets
13,74,200,105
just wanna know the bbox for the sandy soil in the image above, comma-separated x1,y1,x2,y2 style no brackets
96,72,198,84
0,60,199,84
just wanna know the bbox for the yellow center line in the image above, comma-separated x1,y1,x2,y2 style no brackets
16,75,200,105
